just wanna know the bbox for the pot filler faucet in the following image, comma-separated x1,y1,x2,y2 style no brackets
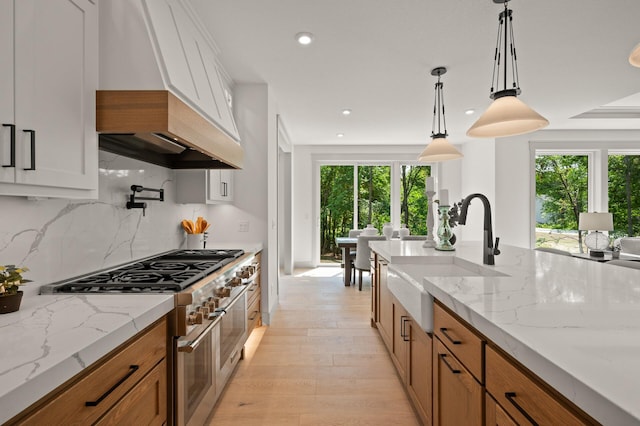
458,193,501,265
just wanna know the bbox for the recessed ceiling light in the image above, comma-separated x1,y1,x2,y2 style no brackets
342,109,352,116
336,133,344,138
296,32,314,45
465,109,475,115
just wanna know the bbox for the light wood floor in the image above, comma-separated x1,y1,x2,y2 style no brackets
206,267,420,426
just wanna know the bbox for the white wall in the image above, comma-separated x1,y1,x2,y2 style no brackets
291,144,463,268
458,139,496,243
208,83,279,323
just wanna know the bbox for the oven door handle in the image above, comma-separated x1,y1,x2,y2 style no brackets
178,321,216,353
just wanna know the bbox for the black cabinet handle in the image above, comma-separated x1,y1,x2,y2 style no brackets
2,124,15,167
440,327,461,345
400,316,410,341
23,129,35,170
85,365,139,407
439,353,461,374
249,310,259,321
505,392,538,426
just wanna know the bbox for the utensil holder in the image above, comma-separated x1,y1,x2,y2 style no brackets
186,233,204,249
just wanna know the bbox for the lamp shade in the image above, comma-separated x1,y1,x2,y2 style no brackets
578,212,613,231
417,136,463,162
466,94,549,138
629,42,640,67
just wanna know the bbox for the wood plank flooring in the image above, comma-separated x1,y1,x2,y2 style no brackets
207,267,420,426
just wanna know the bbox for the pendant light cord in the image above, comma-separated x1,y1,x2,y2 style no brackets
490,2,521,98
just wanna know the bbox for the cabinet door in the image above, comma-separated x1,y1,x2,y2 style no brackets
433,339,482,426
377,260,393,350
95,359,167,426
392,300,408,381
486,393,518,426
14,0,97,190
407,320,433,425
207,169,234,202
0,0,15,183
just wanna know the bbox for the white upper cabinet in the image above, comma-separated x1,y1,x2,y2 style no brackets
0,0,98,198
143,0,240,141
175,169,234,204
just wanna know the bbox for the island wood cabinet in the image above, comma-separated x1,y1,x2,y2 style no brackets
485,345,595,426
176,169,234,204
8,317,168,425
433,302,484,426
374,256,432,425
485,394,518,426
0,0,98,198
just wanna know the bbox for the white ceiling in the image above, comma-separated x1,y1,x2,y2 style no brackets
191,0,640,146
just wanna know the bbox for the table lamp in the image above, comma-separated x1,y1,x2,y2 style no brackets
578,212,613,257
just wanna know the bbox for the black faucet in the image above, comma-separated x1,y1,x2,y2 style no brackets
458,193,501,265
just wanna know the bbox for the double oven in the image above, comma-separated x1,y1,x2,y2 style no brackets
40,248,260,426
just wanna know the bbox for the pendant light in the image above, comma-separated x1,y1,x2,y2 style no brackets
467,0,548,138
418,67,463,162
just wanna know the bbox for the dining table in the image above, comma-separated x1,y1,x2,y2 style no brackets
335,237,357,287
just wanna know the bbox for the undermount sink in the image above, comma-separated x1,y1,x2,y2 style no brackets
423,257,508,277
387,257,509,332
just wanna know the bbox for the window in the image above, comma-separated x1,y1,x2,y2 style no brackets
608,154,640,238
535,154,588,253
533,146,640,253
357,165,391,230
319,162,431,264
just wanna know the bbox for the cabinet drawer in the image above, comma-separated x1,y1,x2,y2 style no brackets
434,302,484,383
18,317,167,425
95,358,167,426
486,345,592,426
247,290,261,332
247,279,260,308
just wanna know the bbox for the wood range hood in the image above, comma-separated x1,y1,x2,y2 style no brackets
96,90,244,169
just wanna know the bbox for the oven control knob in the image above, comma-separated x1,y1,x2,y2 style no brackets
198,304,210,316
187,311,204,325
231,277,242,286
207,300,217,310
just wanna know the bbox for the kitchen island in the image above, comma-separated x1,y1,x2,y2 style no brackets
370,240,640,425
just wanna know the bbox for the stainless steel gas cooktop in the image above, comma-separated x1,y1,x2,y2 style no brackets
39,249,244,294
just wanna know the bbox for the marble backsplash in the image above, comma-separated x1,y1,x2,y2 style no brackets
0,152,210,297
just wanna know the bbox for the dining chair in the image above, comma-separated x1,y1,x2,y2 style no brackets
354,235,386,291
607,259,640,270
534,247,572,256
345,229,362,283
400,235,427,241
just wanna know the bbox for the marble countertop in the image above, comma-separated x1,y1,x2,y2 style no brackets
370,240,640,426
0,290,174,423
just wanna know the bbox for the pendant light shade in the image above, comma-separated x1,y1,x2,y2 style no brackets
629,42,640,67
467,93,549,138
467,0,548,139
418,67,463,163
418,135,463,162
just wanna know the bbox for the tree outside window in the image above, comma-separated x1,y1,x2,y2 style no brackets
535,155,588,253
608,154,640,238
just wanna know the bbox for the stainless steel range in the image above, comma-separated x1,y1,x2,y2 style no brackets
40,248,260,426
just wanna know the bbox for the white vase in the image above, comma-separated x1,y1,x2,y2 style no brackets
382,223,393,240
399,224,410,238
363,224,378,236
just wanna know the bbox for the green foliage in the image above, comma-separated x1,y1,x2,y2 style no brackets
357,166,391,230
400,165,429,235
608,155,640,237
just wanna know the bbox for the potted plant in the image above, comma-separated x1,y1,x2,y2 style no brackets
1,265,30,314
